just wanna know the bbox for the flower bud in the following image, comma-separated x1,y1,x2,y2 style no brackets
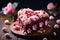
2,3,15,15
47,2,55,10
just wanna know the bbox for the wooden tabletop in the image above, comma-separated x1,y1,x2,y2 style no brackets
0,16,60,40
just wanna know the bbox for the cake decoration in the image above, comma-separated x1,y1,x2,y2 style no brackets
13,8,50,34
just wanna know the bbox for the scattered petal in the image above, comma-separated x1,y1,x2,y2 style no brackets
49,16,54,20
2,27,9,33
4,20,10,25
5,33,11,38
42,37,47,40
54,24,59,29
56,19,60,24
53,32,56,36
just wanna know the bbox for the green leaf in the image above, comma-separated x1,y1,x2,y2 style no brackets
6,16,14,22
52,12,57,16
13,2,18,8
48,10,53,14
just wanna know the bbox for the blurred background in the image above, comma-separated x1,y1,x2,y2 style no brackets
0,0,60,10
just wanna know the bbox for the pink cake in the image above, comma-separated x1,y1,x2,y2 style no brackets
13,8,50,35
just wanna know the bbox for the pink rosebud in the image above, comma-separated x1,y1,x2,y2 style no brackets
56,19,60,24
2,27,9,33
27,28,32,33
4,20,11,25
2,3,15,15
38,28,46,33
53,32,56,36
38,28,45,33
5,33,11,38
39,22,44,27
32,24,37,30
49,16,54,20
47,2,55,10
54,24,59,29
42,37,47,40
45,20,48,26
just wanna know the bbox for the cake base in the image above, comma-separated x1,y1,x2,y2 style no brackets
10,21,52,37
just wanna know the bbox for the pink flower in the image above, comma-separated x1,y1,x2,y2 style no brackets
56,19,60,24
2,3,15,15
42,37,47,40
27,28,32,33
49,16,54,20
47,2,55,10
32,24,37,30
54,24,59,29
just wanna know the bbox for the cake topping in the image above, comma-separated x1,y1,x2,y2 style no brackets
18,8,49,26
27,28,32,33
38,28,45,33
13,24,20,30
17,8,50,34
32,24,37,30
39,22,44,27
45,20,49,26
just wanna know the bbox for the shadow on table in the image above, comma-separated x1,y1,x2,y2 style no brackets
11,31,54,40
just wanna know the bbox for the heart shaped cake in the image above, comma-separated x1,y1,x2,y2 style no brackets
12,8,51,35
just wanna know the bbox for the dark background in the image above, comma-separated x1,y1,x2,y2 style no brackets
0,0,59,10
